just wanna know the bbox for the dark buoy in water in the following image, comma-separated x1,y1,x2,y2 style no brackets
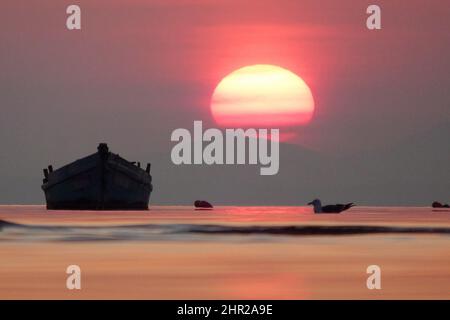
194,200,213,209
432,201,449,208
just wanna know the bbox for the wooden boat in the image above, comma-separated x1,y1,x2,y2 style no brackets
41,143,152,210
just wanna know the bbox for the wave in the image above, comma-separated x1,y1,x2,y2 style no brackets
1,219,450,242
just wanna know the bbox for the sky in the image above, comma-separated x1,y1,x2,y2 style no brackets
0,0,449,205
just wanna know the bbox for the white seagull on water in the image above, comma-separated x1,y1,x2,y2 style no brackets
308,199,355,214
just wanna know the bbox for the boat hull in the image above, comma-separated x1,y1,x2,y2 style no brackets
42,146,152,210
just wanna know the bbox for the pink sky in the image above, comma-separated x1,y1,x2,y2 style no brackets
0,1,449,204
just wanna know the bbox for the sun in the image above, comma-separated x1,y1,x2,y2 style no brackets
211,65,315,128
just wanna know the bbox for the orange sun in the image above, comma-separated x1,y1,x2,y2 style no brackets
211,65,315,128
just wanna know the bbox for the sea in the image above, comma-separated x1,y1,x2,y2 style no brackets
1,205,449,299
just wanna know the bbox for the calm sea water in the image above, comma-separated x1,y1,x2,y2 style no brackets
1,205,450,299
1,205,449,242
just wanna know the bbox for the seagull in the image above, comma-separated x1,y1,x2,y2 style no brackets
194,200,213,209
307,199,354,214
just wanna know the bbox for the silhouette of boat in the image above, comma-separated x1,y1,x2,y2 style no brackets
41,143,153,210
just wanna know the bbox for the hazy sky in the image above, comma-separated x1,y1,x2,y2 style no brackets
1,0,449,205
